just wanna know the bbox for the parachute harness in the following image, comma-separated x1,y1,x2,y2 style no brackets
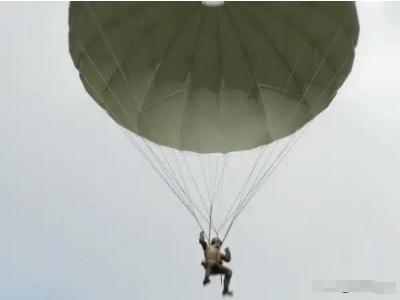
73,2,356,243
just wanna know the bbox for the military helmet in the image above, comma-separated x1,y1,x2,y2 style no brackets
211,237,222,246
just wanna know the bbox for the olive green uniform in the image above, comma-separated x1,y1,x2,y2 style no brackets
199,233,233,295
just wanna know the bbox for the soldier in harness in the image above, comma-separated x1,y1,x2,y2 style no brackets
199,231,233,296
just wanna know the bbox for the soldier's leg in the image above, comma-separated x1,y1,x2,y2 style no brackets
214,265,233,295
203,264,212,285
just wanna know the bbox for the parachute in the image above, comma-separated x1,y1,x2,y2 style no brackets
69,2,359,242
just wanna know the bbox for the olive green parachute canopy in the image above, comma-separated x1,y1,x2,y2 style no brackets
69,2,358,154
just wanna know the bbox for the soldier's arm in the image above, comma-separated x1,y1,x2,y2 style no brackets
221,247,231,262
199,231,207,251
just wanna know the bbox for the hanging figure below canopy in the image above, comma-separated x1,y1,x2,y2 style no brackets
199,231,233,296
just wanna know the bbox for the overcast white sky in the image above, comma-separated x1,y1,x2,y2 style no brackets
1,2,400,300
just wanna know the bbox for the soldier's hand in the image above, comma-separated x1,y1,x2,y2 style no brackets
200,231,205,238
224,247,230,252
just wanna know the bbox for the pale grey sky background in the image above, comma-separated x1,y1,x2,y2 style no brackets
1,2,400,300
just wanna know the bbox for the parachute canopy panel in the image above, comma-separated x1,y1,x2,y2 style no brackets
69,2,359,153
